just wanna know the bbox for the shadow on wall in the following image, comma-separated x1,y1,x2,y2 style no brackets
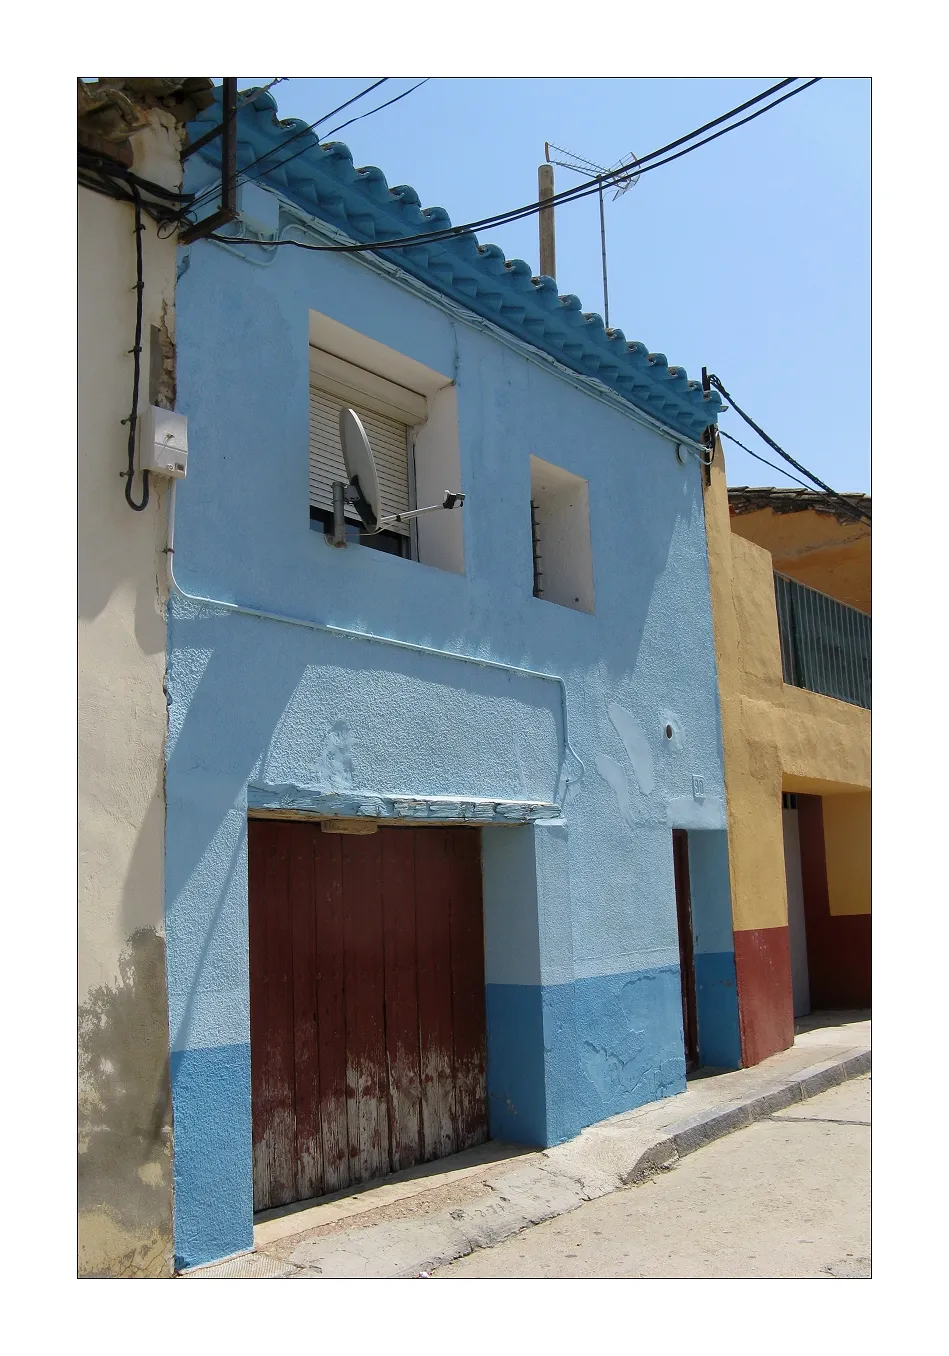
120,767,168,942
77,477,167,660
78,928,174,1278
167,828,245,1057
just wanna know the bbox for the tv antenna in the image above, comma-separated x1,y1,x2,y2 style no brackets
331,407,464,548
544,142,641,330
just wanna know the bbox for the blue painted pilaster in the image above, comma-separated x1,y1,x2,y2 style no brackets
482,821,580,1146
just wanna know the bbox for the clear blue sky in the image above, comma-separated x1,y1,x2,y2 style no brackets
236,77,870,493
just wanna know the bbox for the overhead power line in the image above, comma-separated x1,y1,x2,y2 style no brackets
234,75,795,236
718,429,818,493
709,378,871,523
248,74,798,232
320,78,431,142
201,79,434,219
186,77,390,219
79,152,194,224
185,75,796,232
188,74,792,232
199,78,820,257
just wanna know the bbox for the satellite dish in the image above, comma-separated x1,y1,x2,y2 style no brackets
339,406,382,533
332,407,466,548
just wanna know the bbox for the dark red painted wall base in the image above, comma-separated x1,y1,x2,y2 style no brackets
806,912,871,1010
797,795,871,1010
733,926,795,1067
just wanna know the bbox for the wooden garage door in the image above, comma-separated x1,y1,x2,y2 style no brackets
248,820,488,1213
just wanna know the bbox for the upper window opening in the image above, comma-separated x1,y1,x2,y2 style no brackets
529,455,594,614
307,312,465,574
309,372,416,557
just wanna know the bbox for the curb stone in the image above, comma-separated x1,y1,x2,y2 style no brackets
645,1049,871,1171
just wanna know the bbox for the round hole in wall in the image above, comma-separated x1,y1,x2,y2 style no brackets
665,723,674,739
675,443,689,466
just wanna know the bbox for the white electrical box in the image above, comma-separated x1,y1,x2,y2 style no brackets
237,181,280,236
139,406,188,478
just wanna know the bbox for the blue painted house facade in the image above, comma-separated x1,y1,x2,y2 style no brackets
166,86,739,1270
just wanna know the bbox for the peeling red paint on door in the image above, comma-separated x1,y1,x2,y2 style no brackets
381,830,423,1171
415,830,457,1162
289,825,323,1201
447,830,489,1151
249,821,488,1213
248,821,296,1209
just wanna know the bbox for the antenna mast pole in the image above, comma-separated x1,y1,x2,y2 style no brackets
545,142,639,330
538,159,556,279
597,182,610,329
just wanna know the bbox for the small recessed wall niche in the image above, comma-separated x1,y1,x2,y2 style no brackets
529,455,595,614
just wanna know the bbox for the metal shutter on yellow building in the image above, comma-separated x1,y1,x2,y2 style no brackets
309,387,411,537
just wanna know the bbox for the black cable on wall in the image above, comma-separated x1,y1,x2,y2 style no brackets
121,188,150,512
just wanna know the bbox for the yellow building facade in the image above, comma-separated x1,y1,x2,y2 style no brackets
703,443,870,1064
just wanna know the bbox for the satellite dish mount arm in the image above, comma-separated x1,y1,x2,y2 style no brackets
377,491,465,528
331,481,465,547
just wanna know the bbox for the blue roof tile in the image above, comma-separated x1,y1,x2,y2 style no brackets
186,87,722,440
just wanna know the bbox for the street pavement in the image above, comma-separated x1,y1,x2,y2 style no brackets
433,1075,871,1279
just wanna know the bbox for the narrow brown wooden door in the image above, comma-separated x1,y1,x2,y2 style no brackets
672,829,700,1072
248,820,488,1213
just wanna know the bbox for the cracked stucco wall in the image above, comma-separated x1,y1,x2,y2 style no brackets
78,108,181,1278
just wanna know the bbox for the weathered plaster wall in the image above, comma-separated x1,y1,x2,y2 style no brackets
78,110,178,1278
167,210,735,1268
730,505,870,614
703,444,870,1064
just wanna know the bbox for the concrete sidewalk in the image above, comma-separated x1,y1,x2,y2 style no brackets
180,1012,870,1279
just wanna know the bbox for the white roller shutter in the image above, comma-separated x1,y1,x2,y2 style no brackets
309,386,412,537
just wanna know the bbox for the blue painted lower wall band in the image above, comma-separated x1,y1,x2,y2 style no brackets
170,1043,253,1270
485,984,548,1145
694,950,742,1070
487,965,690,1149
573,966,687,1128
